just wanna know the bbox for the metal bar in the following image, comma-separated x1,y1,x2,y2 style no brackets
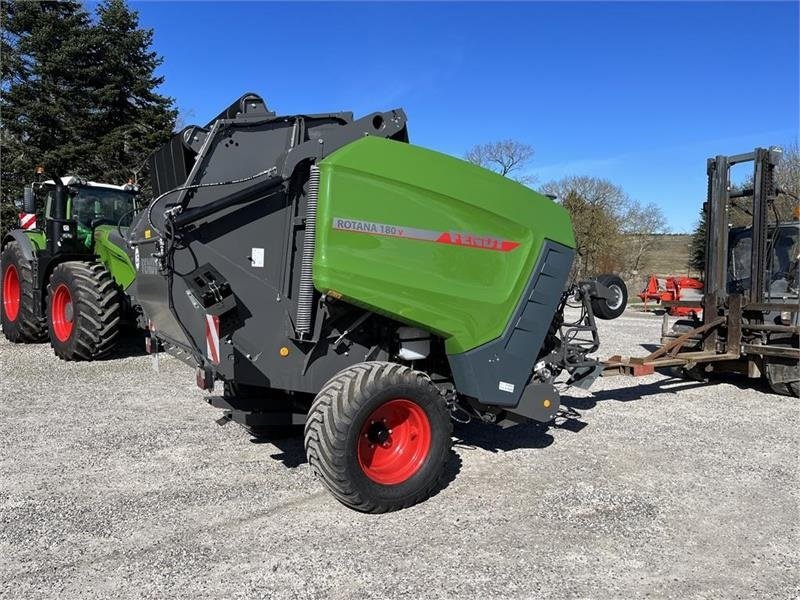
644,316,726,362
705,156,729,304
644,352,740,368
745,302,800,312
750,149,768,304
727,294,742,353
602,350,741,375
662,300,704,307
742,323,800,333
741,344,800,359
729,188,754,199
727,151,757,165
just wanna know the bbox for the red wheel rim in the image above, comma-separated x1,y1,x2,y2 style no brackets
357,399,432,485
51,284,74,342
2,264,21,321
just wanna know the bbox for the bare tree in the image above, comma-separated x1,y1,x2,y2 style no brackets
541,176,667,279
541,176,629,278
620,201,668,274
465,139,536,185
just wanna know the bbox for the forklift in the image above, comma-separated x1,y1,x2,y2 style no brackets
605,148,799,396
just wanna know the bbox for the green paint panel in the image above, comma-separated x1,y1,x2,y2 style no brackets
314,137,575,353
94,226,136,289
24,230,46,251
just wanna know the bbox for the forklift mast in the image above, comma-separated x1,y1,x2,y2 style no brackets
704,148,781,308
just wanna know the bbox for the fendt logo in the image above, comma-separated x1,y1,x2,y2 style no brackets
333,218,519,252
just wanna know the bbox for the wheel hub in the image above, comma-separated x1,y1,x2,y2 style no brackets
2,264,20,322
366,421,390,444
51,284,74,342
607,284,623,310
357,398,432,485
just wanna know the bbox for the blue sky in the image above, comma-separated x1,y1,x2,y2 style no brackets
127,1,798,232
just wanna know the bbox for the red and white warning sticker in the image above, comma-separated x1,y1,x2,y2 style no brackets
19,213,36,230
205,314,220,365
332,217,520,252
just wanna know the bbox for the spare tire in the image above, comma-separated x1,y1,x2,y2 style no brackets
591,274,628,320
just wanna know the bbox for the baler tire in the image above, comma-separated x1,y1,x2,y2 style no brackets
304,361,452,513
1,241,46,343
46,261,122,361
591,274,628,320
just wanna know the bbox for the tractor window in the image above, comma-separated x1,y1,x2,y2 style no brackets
728,231,752,289
728,226,800,294
70,188,138,228
768,225,799,294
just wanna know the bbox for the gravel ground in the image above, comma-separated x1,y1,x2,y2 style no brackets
1,310,798,599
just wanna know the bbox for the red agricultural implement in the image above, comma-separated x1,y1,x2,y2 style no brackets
638,274,704,317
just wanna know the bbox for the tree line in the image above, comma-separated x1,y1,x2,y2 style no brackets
1,0,176,238
465,140,667,281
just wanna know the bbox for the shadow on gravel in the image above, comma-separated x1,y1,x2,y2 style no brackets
98,330,148,360
561,372,778,411
248,427,461,493
246,425,463,499
562,377,708,410
453,420,555,453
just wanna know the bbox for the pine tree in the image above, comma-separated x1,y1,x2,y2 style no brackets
88,0,176,185
688,206,706,276
1,0,96,229
0,0,176,238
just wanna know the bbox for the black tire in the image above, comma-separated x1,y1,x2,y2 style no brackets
767,380,799,397
660,319,702,350
764,345,800,397
46,261,122,360
591,273,628,320
304,361,452,513
1,241,46,343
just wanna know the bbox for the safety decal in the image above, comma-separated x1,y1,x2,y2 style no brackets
19,213,36,230
205,313,220,365
332,218,520,252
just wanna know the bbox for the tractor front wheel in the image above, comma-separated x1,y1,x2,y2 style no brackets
304,361,452,513
1,241,46,343
46,261,122,361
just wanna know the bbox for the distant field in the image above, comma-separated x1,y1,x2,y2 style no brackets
626,233,696,296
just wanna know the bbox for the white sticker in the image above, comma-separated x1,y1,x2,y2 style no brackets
499,381,515,393
251,247,264,268
134,247,140,269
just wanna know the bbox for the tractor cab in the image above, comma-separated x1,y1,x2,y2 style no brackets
40,177,139,250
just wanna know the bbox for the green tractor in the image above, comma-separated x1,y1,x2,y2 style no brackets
1,173,138,360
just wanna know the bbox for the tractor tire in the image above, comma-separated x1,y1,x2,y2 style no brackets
46,261,122,361
1,241,46,343
661,319,702,350
764,344,800,398
304,361,452,513
591,273,628,320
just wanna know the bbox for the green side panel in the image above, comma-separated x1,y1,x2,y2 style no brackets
77,224,93,249
314,137,576,353
23,230,46,251
93,226,136,290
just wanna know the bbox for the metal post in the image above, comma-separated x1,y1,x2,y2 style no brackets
704,156,730,320
749,148,774,305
